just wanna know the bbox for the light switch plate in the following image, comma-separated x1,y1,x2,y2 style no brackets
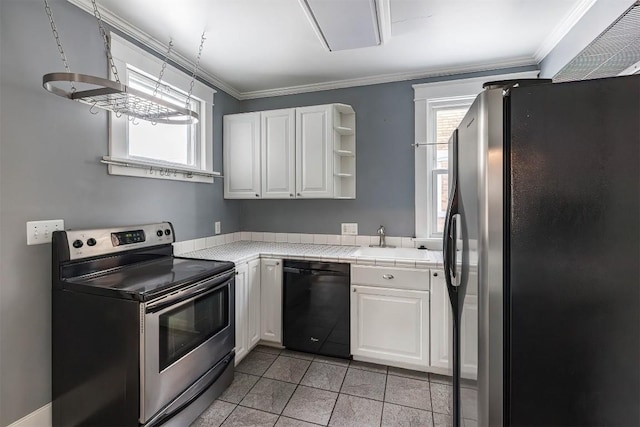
341,223,358,235
27,219,64,245
215,221,221,235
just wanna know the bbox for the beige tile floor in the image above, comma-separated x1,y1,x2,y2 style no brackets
191,346,477,427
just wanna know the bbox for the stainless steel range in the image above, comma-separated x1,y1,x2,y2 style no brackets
51,222,235,426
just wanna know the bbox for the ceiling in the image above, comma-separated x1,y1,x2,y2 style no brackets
67,0,595,99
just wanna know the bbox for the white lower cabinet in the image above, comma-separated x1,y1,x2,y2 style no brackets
234,259,262,365
234,263,249,363
247,259,261,348
350,266,430,370
260,258,282,343
429,269,478,379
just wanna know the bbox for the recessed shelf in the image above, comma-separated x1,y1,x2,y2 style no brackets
335,126,354,135
334,173,353,177
334,196,355,199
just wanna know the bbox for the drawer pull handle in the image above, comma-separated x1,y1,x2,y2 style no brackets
382,274,394,280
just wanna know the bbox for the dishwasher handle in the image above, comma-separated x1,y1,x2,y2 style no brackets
283,266,347,276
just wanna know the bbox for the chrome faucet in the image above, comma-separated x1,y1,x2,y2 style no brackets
377,225,386,247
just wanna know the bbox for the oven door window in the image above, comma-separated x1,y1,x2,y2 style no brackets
159,285,228,371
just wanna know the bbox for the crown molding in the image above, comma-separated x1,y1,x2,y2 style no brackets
534,0,598,62
66,0,243,99
66,0,539,101
237,58,538,100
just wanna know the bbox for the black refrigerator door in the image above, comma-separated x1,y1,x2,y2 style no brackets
507,75,640,426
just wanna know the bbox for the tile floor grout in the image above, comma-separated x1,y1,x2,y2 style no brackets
195,346,476,426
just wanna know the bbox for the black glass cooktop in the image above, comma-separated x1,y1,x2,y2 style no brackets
63,256,234,301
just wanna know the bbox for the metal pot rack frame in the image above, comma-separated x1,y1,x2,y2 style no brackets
43,72,199,125
42,0,203,125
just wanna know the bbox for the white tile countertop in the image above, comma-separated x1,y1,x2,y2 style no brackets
182,240,444,269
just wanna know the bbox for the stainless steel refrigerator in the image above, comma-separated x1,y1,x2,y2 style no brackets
442,75,640,426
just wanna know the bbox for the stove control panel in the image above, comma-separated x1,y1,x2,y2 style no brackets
54,222,175,261
111,229,146,246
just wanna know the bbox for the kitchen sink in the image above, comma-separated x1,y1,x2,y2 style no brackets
353,246,438,261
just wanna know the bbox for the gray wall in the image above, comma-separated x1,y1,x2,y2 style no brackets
241,82,417,237
239,66,537,237
0,1,242,424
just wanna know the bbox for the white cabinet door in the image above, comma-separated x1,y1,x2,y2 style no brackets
429,269,478,378
247,258,261,349
429,270,452,371
261,109,295,199
295,105,333,198
223,112,261,199
351,285,429,368
260,258,282,343
461,294,478,380
234,263,248,363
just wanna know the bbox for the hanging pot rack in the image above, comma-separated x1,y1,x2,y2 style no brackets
43,72,199,125
41,0,204,125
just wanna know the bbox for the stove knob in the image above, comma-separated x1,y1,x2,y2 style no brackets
164,229,171,236
86,238,97,247
157,230,163,237
72,239,83,249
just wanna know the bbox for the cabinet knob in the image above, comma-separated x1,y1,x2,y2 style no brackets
255,194,259,197
290,194,294,197
276,262,280,265
433,272,438,277
297,193,301,196
353,288,356,292
382,274,394,280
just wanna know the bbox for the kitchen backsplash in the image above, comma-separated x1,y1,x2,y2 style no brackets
173,231,419,255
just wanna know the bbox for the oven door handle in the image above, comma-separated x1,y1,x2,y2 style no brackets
145,351,234,427
146,272,234,314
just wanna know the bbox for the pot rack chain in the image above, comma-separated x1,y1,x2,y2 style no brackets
145,39,175,123
153,40,174,99
185,32,206,109
41,0,203,124
91,0,120,83
43,0,76,93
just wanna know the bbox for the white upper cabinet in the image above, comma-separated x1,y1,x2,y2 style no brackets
295,105,334,199
261,109,296,199
223,103,355,199
223,112,261,199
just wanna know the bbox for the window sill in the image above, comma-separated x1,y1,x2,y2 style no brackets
102,156,219,184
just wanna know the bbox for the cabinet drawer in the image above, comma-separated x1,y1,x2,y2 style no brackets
351,265,430,291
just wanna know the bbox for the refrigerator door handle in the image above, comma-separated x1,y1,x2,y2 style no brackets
449,213,461,287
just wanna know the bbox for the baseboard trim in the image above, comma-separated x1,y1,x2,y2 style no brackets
7,403,51,427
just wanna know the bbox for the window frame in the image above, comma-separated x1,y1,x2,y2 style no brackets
108,33,216,183
413,71,539,248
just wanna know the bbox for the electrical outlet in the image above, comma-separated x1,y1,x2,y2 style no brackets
341,223,358,235
215,221,221,235
27,219,64,245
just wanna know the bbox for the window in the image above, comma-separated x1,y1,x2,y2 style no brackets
108,34,216,183
413,71,539,247
429,101,472,236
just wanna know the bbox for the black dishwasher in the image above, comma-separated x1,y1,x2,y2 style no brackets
283,260,351,359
